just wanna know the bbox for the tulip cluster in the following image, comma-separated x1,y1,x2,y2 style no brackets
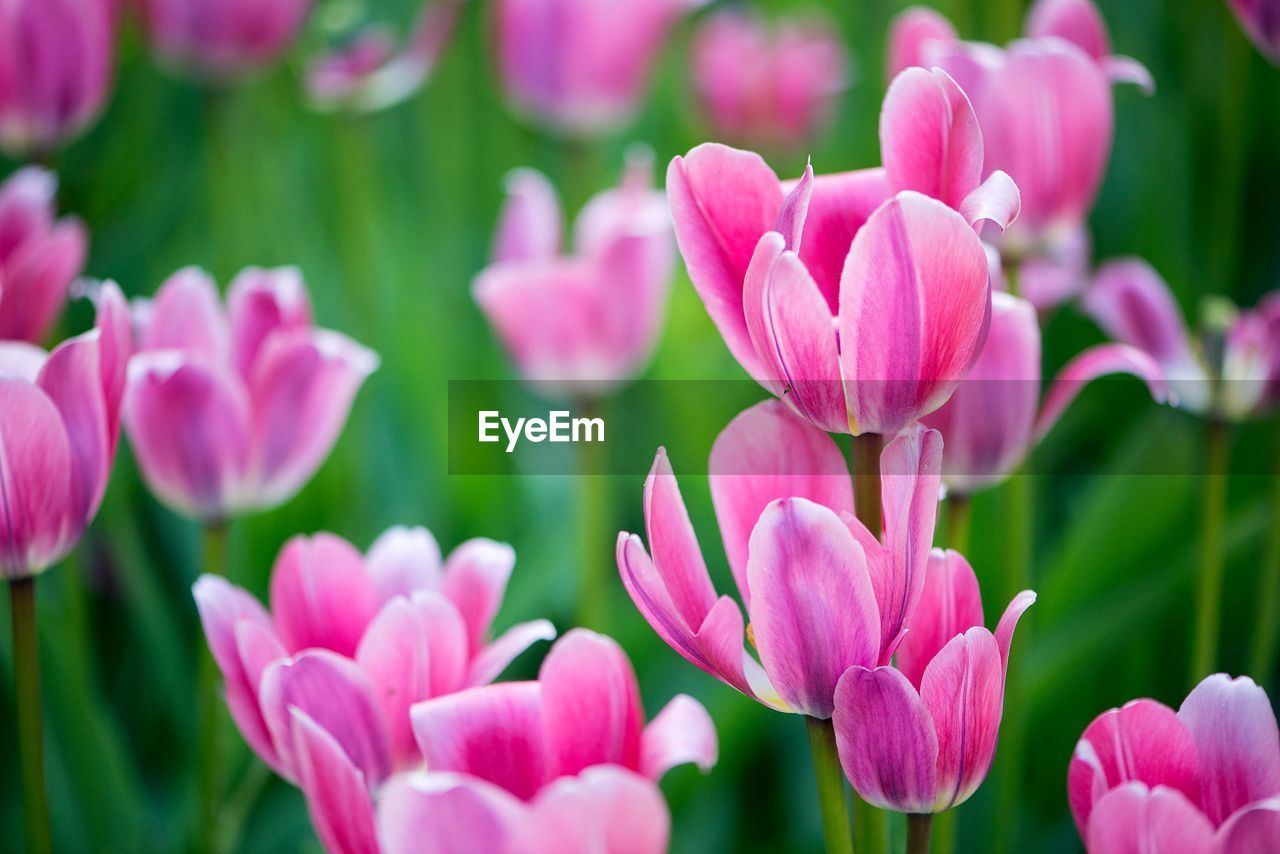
135,0,313,79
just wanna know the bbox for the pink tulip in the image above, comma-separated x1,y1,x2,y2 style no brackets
136,0,312,79
618,400,942,718
923,292,1165,494
193,527,555,779
1023,0,1155,88
378,629,717,854
0,282,130,578
689,9,850,152
669,68,1018,435
1227,0,1280,64
0,0,115,156
833,549,1035,814
492,0,707,135
124,266,377,519
1068,673,1280,852
886,7,956,80
0,168,88,344
1084,259,1280,421
474,151,674,397
306,0,463,113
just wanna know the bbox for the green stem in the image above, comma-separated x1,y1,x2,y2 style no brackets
11,577,52,854
907,813,933,854
196,521,230,853
946,495,971,554
575,398,611,631
994,472,1033,854
931,809,956,854
806,717,855,854
1248,418,1280,685
1191,421,1230,683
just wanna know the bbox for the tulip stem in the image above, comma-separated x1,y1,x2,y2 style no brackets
946,495,971,554
11,577,52,854
806,717,855,854
575,398,611,631
907,813,933,854
1248,417,1280,685
196,521,230,853
1191,420,1230,684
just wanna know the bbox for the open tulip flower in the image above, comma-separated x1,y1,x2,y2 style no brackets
669,66,1018,436
474,150,674,397
193,527,556,793
0,282,129,578
136,0,312,79
833,549,1035,815
617,399,942,718
1084,259,1280,421
689,8,850,153
1069,673,1280,852
1227,0,1280,64
889,0,1151,310
924,291,1166,495
378,629,718,854
492,0,708,136
0,167,88,344
0,0,115,157
124,266,378,520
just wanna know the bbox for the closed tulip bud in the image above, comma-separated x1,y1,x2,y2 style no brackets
136,0,312,79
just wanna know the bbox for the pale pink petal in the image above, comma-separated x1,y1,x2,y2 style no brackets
226,266,313,380
1178,673,1280,826
641,449,718,626
959,170,1021,231
492,168,562,265
365,525,444,603
410,682,549,801
1025,0,1112,59
231,620,290,775
746,498,881,718
881,66,983,211
640,694,718,780
442,538,517,653
994,590,1037,670
1084,259,1199,373
1215,798,1280,851
37,331,109,524
886,7,957,77
290,709,379,854
0,219,86,345
838,191,992,436
1013,223,1090,310
708,398,853,605
524,766,670,854
1102,55,1154,92
269,533,381,657
794,168,891,309
895,549,985,689
1085,783,1216,854
772,163,813,252
91,281,132,448
467,620,557,688
540,629,645,777
833,665,939,813
377,772,524,854
1067,699,1201,837
138,267,229,363
1035,343,1167,441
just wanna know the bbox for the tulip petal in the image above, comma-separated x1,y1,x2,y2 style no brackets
139,268,229,363
232,620,291,774
896,549,985,689
1216,798,1280,852
290,709,379,854
226,267,313,380
493,168,562,265
1025,0,1112,60
708,399,853,605
746,498,880,717
0,218,86,345
269,533,381,657
838,191,992,436
91,281,132,449
411,682,549,801
1036,344,1167,441
442,537,517,654
641,694,718,780
1085,783,1215,854
833,665,938,813
37,331,109,524
467,619,557,688
794,168,891,309
1067,699,1201,837
667,144,784,377
525,766,671,854
773,164,813,252
994,590,1036,671
881,67,983,211
1178,673,1280,826
0,378,72,576
887,6,958,77
365,525,444,603
378,771,524,854
959,170,1021,232
641,449,719,625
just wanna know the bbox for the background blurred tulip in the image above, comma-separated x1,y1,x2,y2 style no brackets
136,0,312,79
1226,0,1280,64
124,266,377,519
689,9,849,152
834,549,1035,815
474,150,674,397
1069,673,1280,852
492,0,707,135
0,168,87,344
0,0,115,157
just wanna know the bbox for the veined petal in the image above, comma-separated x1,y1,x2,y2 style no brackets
378,771,524,854
959,170,1020,232
290,709,379,854
37,330,109,525
1035,343,1166,441
640,694,718,780
524,766,671,854
793,168,891,310
896,549,985,689
773,164,814,252
1085,783,1215,854
881,66,983,211
1215,798,1280,852
269,533,381,657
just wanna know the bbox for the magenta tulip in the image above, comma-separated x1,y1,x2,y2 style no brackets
0,167,88,344
492,0,707,135
618,399,942,718
0,0,115,156
669,68,1018,436
378,629,717,854
689,9,849,152
1084,259,1280,421
194,526,555,779
833,549,1035,814
1226,1,1280,64
474,151,674,397
0,282,130,578
306,0,463,113
124,266,377,519
136,0,312,79
1069,673,1280,852
923,292,1165,494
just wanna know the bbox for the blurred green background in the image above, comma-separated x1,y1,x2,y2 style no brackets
2,0,1279,851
